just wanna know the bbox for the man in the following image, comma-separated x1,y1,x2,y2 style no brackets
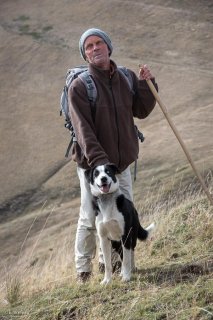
68,28,158,282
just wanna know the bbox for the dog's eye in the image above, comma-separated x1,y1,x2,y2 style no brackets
106,170,110,175
94,170,99,177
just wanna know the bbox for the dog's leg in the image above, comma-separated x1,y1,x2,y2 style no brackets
121,246,132,282
131,250,136,272
99,236,112,285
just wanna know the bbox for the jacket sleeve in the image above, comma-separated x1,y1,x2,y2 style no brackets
68,78,109,167
130,70,158,119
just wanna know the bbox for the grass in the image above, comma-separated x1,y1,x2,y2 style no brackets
18,25,53,40
14,15,30,22
12,15,53,40
5,274,21,307
5,16,68,47
0,176,212,319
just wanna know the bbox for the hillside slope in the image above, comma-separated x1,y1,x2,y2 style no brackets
0,2,213,318
0,191,212,319
0,0,212,210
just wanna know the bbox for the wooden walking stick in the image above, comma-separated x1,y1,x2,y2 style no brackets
146,78,213,206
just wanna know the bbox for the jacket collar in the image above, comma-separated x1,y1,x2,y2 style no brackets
88,60,117,79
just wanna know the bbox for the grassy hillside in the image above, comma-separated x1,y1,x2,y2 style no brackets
0,184,212,319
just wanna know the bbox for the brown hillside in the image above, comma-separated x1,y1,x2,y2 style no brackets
0,0,212,266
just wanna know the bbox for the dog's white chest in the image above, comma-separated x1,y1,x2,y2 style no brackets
96,204,124,241
98,218,123,241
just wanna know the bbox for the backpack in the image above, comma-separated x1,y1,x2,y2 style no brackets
60,65,144,158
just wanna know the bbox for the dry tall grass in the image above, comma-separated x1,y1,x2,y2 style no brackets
0,173,212,319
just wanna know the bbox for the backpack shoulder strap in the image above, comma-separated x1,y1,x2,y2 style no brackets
78,71,97,122
117,66,134,93
78,71,97,107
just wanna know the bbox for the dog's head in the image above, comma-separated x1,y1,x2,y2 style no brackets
85,164,119,196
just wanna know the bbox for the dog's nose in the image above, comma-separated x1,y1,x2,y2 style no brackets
101,176,108,184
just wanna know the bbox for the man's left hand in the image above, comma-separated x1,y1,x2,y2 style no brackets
138,64,154,80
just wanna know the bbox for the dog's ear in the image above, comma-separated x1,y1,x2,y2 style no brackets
84,168,94,184
108,164,119,175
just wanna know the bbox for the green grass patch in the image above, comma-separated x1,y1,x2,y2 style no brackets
14,15,53,40
18,26,54,39
1,275,212,319
14,15,30,22
42,25,53,32
18,24,30,33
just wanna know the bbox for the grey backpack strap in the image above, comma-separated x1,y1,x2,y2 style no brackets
79,71,97,121
79,71,97,107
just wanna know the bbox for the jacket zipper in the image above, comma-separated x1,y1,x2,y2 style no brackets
109,76,121,167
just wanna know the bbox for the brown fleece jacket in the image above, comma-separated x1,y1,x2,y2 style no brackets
68,60,158,171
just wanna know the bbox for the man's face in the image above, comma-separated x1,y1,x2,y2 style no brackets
84,35,110,69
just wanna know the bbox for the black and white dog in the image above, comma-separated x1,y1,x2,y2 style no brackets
85,164,154,285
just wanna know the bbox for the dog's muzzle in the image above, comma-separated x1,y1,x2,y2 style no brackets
98,177,111,193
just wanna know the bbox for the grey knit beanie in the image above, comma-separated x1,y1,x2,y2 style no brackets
79,28,113,61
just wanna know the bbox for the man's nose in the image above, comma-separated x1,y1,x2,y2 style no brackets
93,43,99,50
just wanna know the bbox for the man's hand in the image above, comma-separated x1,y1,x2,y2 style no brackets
138,64,154,80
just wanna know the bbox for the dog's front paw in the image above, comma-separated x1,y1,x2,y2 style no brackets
121,272,131,282
100,277,111,285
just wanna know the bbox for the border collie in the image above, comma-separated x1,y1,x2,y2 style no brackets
85,164,154,285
